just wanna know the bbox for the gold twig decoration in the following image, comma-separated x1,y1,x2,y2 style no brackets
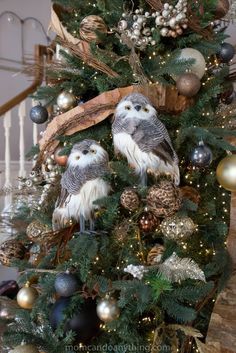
144,0,163,11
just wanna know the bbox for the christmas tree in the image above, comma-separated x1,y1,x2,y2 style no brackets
1,1,236,352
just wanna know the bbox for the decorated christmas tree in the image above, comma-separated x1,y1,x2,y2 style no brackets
1,1,236,352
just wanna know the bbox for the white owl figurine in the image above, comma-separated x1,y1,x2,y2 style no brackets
112,93,180,185
52,139,111,232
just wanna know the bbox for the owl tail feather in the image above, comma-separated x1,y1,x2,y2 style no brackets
52,207,69,231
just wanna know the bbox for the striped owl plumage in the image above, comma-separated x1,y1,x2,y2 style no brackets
52,139,110,232
112,93,180,185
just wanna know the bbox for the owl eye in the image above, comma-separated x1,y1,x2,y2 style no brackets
125,105,131,110
76,155,80,160
90,149,97,154
143,107,149,113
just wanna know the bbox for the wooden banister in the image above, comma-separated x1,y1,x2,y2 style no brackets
0,45,49,117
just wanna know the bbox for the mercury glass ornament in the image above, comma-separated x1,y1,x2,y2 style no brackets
29,104,48,124
79,15,107,43
54,147,68,167
216,154,236,191
0,297,20,321
160,215,196,241
57,91,77,112
176,73,201,97
96,297,120,322
190,141,213,167
54,272,79,297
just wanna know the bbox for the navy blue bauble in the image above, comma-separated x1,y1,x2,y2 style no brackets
219,43,235,63
190,142,213,168
30,105,48,124
50,297,101,343
54,273,79,297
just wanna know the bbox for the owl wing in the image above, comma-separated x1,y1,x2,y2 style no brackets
132,119,178,165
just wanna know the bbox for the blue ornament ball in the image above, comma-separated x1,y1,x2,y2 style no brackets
30,105,48,124
54,272,79,297
219,43,235,63
50,297,101,343
190,142,213,167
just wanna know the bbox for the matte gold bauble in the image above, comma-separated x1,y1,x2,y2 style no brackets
57,91,76,112
176,73,201,97
214,0,230,20
54,147,68,167
79,15,107,43
9,344,40,353
96,297,120,322
216,154,236,191
177,48,206,79
17,285,38,309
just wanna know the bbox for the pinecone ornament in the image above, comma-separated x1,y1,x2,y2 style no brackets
147,245,165,265
147,180,182,218
120,188,140,211
0,239,26,266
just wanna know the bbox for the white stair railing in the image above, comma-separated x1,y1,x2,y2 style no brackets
1,98,40,213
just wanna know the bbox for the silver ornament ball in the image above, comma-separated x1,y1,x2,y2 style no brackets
96,298,120,322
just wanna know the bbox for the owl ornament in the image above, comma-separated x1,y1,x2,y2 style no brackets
52,139,111,232
112,94,180,185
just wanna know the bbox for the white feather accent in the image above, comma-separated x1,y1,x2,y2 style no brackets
65,178,110,221
114,132,180,185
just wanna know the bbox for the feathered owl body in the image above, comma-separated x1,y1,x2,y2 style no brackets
52,140,110,231
112,94,180,185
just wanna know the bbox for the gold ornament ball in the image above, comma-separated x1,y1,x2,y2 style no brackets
177,48,206,79
96,298,120,322
17,286,38,309
79,15,107,43
54,147,68,167
176,73,201,97
160,215,196,241
10,344,40,353
216,154,236,191
57,91,77,112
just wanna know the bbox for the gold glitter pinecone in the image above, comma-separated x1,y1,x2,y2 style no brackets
0,239,26,266
147,180,182,218
147,245,165,265
120,188,140,211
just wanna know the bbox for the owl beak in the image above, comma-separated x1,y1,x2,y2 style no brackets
82,150,89,155
135,105,142,111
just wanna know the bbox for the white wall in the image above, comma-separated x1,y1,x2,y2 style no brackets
0,0,51,161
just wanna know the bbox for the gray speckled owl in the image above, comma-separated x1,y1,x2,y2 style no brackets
112,93,180,185
52,139,110,232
